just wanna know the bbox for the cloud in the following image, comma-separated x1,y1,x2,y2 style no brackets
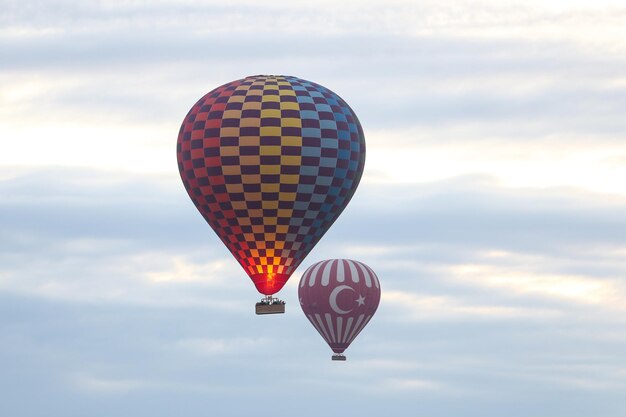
3,167,624,417
2,173,625,415
70,373,155,393
327,178,626,256
381,376,442,391
171,336,272,355
3,168,626,312
448,263,626,307
382,290,564,321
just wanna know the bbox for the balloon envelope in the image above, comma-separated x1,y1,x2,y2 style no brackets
177,75,365,295
299,259,381,356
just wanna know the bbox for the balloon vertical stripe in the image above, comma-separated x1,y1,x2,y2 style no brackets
307,314,325,340
336,316,344,343
363,263,379,289
353,261,369,287
336,260,346,282
314,313,332,342
342,316,354,343
325,313,336,343
320,260,334,286
346,260,359,283
346,314,366,343
305,259,321,287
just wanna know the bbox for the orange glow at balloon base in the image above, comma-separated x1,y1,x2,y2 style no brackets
251,272,289,296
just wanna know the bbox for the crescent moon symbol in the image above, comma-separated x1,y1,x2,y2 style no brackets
329,285,355,315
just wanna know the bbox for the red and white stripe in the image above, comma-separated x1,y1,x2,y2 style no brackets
299,259,380,289
306,312,374,347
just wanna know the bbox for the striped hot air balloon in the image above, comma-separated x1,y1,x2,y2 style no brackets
299,259,381,360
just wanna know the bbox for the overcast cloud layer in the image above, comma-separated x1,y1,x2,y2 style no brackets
2,1,626,416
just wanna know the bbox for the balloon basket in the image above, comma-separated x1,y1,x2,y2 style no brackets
332,354,346,361
255,296,285,315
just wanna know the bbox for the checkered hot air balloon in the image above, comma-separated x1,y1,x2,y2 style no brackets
177,75,365,310
299,259,381,360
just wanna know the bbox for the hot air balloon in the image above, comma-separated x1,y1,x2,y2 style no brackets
177,75,366,314
299,259,381,360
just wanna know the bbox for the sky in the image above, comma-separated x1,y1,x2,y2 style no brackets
2,0,626,416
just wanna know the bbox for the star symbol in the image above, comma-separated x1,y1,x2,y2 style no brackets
356,294,365,306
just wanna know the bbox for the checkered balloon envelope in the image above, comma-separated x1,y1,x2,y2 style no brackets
177,75,366,302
